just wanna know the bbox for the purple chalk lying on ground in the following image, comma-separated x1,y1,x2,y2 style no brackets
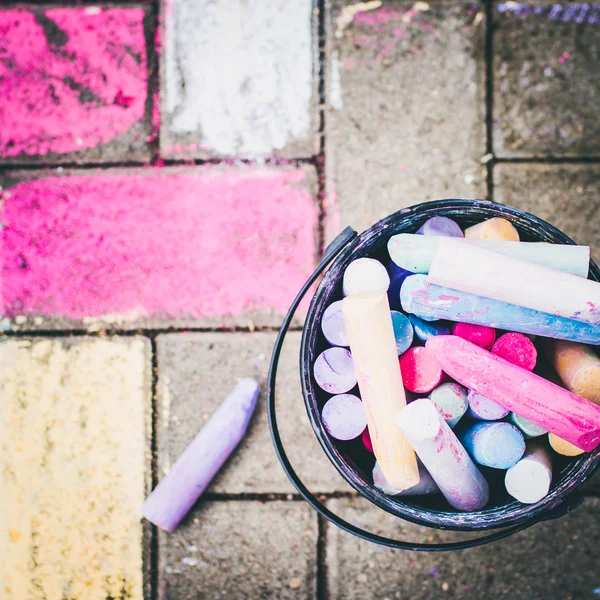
416,216,464,237
373,460,439,496
458,421,526,469
409,314,451,343
142,378,260,532
313,347,357,393
390,310,414,355
321,300,349,346
321,394,367,440
467,389,510,421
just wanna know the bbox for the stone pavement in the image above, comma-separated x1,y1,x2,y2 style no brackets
1,1,600,599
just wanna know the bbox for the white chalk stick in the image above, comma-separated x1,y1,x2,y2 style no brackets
342,292,419,490
505,441,552,504
396,398,489,511
343,258,390,297
429,238,600,326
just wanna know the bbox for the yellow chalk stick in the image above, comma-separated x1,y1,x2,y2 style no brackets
548,433,585,456
464,217,520,241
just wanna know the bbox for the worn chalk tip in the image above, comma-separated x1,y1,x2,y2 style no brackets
396,398,441,442
234,377,261,410
505,460,551,504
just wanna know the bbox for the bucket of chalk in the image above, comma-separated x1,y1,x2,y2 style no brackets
267,199,600,551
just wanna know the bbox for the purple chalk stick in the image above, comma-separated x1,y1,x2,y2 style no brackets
322,394,367,440
321,300,349,346
467,389,510,421
387,262,413,310
313,347,357,393
142,378,260,532
416,216,464,237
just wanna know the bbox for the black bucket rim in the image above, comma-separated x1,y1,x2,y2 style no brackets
300,198,600,531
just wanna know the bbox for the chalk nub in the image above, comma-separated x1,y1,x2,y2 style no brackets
396,398,489,511
373,460,439,496
492,332,537,372
321,394,367,441
390,310,414,355
343,258,390,297
452,322,496,350
541,339,600,405
548,433,585,456
399,346,444,394
464,217,520,241
342,292,419,490
505,441,552,504
458,422,526,469
429,238,600,326
426,336,600,452
142,378,259,531
509,412,547,438
409,314,450,342
313,347,357,394
467,389,509,421
321,300,349,347
416,216,463,237
400,274,600,345
429,382,468,428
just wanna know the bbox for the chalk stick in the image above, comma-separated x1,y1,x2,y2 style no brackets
426,336,600,452
452,322,496,350
541,339,600,405
321,394,367,441
428,238,600,326
548,433,585,456
362,428,374,453
458,422,526,469
429,382,468,428
505,441,552,504
492,332,537,372
321,300,349,347
373,460,439,496
399,346,444,394
391,310,414,355
342,292,419,489
408,314,451,342
142,378,259,531
400,274,600,345
396,398,489,511
388,234,590,277
313,347,357,394
387,262,413,310
509,413,547,438
343,258,390,297
464,217,520,241
416,216,464,237
467,389,510,421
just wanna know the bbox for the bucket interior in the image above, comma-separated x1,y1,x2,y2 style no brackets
300,199,600,531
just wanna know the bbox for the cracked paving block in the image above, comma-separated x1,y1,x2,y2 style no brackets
161,0,319,159
156,331,356,494
494,2,600,157
327,496,600,599
325,0,486,240
0,336,151,600
158,500,317,600
495,164,600,260
0,165,318,331
0,6,151,164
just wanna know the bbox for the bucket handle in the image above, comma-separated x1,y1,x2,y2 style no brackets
267,226,583,552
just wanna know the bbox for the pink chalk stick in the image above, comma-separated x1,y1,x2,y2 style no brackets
452,322,496,350
426,336,600,452
399,346,444,394
491,332,537,372
0,169,317,320
362,428,374,453
0,8,147,157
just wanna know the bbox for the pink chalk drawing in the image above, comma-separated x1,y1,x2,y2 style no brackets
0,8,147,158
0,169,317,320
498,3,600,24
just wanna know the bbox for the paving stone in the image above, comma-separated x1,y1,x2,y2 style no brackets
160,0,319,159
326,496,600,599
158,500,317,600
0,6,151,164
157,331,356,494
495,164,600,261
325,0,486,240
494,2,600,157
0,336,151,600
0,165,318,331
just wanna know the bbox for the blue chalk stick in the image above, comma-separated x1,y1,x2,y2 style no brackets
390,311,414,355
408,314,451,343
400,274,600,345
458,422,526,469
